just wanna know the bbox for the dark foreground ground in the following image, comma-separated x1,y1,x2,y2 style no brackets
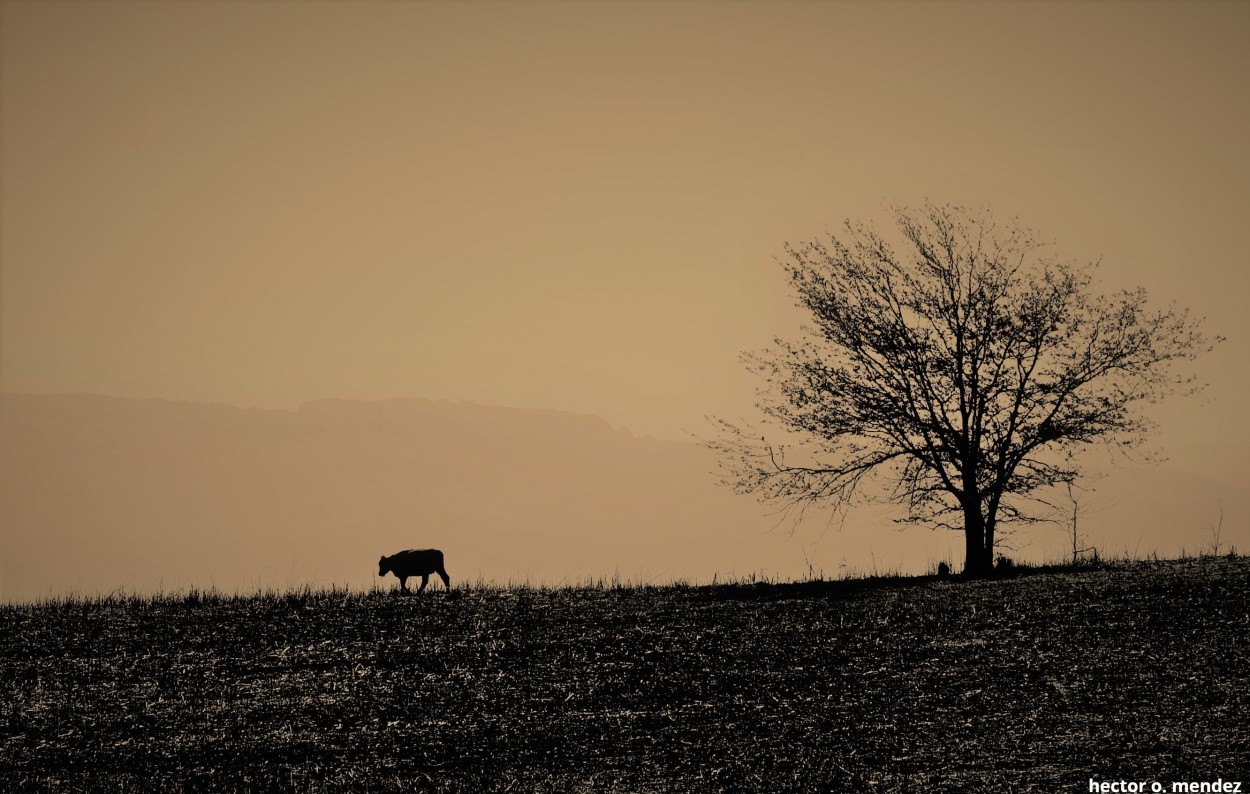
2,557,1248,792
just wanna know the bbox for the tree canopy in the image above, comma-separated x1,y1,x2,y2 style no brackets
710,203,1217,576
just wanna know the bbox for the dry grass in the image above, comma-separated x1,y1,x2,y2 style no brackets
2,557,1248,791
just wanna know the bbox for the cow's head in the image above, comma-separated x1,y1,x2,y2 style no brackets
378,555,391,577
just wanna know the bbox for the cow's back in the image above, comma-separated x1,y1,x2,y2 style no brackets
395,548,444,573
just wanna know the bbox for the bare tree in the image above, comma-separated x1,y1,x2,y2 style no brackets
709,203,1217,577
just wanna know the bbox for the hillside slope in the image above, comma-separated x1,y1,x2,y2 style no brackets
1,558,1247,790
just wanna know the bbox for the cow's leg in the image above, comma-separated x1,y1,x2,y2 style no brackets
398,576,409,592
418,573,430,593
438,568,451,590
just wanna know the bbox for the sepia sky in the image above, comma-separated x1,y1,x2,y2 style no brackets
3,1,1248,446
2,2,1249,596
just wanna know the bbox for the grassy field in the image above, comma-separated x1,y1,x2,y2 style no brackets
2,557,1248,792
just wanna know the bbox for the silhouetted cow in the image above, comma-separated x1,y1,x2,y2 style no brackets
378,549,451,593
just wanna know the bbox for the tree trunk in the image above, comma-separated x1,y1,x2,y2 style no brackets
962,503,994,577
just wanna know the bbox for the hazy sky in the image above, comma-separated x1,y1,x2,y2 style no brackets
3,0,1248,447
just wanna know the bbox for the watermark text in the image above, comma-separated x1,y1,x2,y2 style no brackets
1089,780,1243,794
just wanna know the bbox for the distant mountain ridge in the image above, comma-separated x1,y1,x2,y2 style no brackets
0,393,781,601
2,393,1246,602
2,393,639,435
